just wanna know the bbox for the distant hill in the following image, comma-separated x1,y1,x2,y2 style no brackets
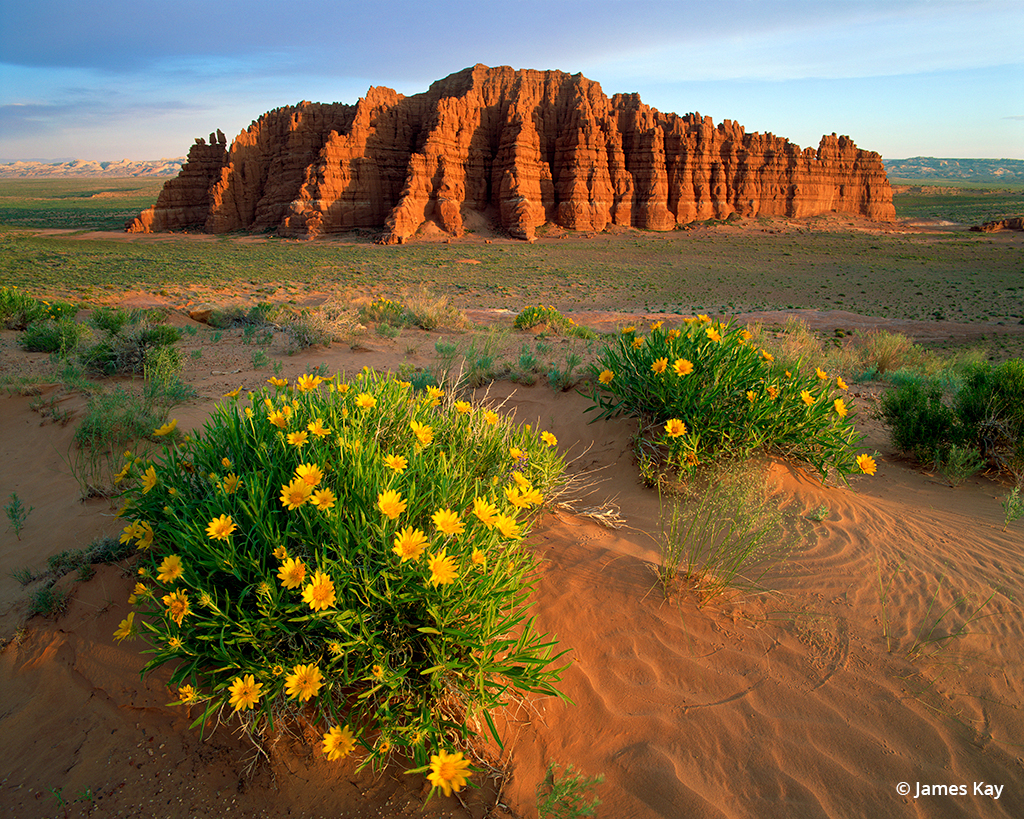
0,158,185,178
884,157,1024,183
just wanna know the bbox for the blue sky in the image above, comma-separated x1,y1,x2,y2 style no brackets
1,0,1022,162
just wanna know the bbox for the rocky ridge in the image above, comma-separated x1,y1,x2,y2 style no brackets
127,65,895,242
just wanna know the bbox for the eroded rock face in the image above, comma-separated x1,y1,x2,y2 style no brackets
127,65,896,240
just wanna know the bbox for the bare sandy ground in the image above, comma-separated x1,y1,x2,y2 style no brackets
1,314,1022,818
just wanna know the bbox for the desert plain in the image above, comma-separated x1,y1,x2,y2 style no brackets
0,178,1023,818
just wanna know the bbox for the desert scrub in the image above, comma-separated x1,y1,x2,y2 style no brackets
115,370,569,783
513,305,595,339
78,307,183,376
587,318,872,480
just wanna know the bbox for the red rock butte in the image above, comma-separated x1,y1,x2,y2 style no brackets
126,64,896,242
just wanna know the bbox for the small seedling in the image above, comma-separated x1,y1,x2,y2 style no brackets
10,567,34,585
4,492,33,540
1002,487,1023,530
537,762,604,819
807,503,829,522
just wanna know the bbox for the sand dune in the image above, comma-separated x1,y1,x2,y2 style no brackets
1,328,1021,818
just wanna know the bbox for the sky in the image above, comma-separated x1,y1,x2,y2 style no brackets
1,0,1022,162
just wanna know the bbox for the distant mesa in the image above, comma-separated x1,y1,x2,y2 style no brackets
126,64,895,242
0,158,184,178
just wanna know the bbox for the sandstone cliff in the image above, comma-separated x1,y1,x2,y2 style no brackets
127,65,896,241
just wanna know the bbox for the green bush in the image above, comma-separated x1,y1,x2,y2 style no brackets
79,311,182,375
881,358,1024,475
880,381,964,462
115,370,569,780
587,319,871,480
360,296,406,325
19,317,84,353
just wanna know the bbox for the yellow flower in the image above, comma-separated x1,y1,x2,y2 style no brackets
273,546,289,560
621,325,635,334
800,390,814,406
427,549,458,587
113,612,135,642
471,548,486,566
327,641,344,657
494,513,521,539
741,329,753,342
816,367,828,380
410,420,433,446
685,451,700,466
287,430,309,447
280,478,313,510
836,376,849,391
302,570,336,611
162,589,190,626
746,390,756,402
472,497,498,528
337,383,350,395
384,454,408,474
651,357,668,374
244,407,254,418
377,489,407,520
153,419,177,437
483,410,499,425
520,487,543,507
284,664,324,702
295,462,323,486
267,410,287,429
278,557,307,589
673,358,694,377
668,329,681,340
760,349,775,363
598,369,614,385
833,398,848,417
432,508,465,537
157,554,184,584
705,326,721,343
632,336,645,349
296,373,323,392
427,749,472,797
228,674,263,711
141,465,158,494
665,418,687,438
541,431,557,447
355,392,376,409
167,636,183,650
221,457,232,468
856,454,877,475
505,486,528,509
222,472,242,494
178,684,197,704
206,514,237,541
425,385,444,406
454,400,472,414
223,386,242,398
307,418,332,438
310,488,336,510
267,377,288,387
393,527,428,562
698,314,711,324
371,664,385,680
650,320,663,331
511,471,531,490
767,385,780,399
322,725,356,761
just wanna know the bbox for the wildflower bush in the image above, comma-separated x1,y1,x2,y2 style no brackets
513,306,596,339
115,370,569,790
0,286,78,330
586,318,874,480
